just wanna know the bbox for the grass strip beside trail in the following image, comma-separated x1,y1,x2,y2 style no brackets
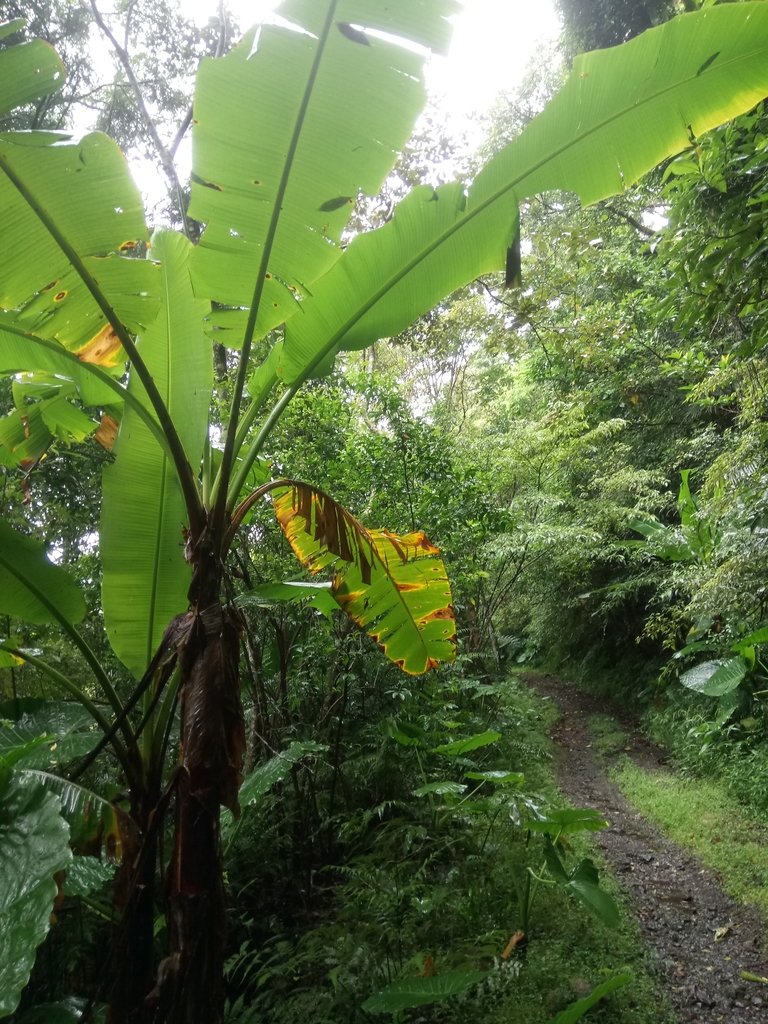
589,714,768,923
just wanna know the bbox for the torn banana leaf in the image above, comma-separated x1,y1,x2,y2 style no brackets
273,483,456,674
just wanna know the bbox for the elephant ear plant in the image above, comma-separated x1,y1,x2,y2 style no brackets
2,3,768,1021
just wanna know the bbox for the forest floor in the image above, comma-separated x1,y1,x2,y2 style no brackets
521,672,768,1024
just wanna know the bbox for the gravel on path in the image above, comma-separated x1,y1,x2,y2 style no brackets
523,672,768,1024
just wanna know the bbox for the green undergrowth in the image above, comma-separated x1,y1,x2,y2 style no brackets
223,678,674,1024
642,695,768,817
589,714,768,924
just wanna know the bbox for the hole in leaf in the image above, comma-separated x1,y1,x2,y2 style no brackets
337,22,370,46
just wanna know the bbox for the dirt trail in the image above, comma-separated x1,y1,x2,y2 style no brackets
523,672,768,1023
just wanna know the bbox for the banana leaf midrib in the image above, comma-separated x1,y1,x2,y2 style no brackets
214,1,342,522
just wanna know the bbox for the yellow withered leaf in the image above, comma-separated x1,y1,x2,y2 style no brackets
76,324,123,367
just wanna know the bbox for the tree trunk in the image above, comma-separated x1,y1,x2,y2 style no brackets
153,545,245,1024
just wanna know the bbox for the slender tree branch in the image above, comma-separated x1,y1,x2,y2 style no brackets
602,202,655,237
89,0,192,238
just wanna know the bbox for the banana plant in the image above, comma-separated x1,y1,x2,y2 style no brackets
2,2,768,1021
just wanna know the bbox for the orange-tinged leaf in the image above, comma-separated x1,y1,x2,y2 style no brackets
272,483,456,675
94,413,119,451
76,324,123,367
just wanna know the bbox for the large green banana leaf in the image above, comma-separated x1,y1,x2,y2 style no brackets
0,21,64,116
277,3,768,383
190,0,458,340
0,769,71,1018
273,483,456,674
0,130,158,351
0,519,86,625
101,231,211,678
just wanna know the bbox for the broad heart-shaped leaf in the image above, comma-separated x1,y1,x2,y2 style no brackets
190,0,458,340
20,770,125,860
0,731,52,770
278,3,768,383
0,131,158,352
102,230,211,678
272,483,456,674
681,656,747,696
12,997,107,1024
566,858,620,928
62,855,115,899
0,769,71,1018
362,971,489,1013
0,701,98,771
542,840,620,927
412,780,466,797
0,30,64,117
0,520,86,625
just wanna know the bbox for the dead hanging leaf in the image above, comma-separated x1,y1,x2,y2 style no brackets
501,931,526,959
94,413,119,451
421,955,436,977
76,324,123,367
272,482,456,675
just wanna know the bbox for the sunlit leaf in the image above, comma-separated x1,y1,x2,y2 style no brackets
0,30,64,117
0,131,158,354
75,324,123,367
681,657,747,696
190,0,458,339
101,230,211,677
279,4,768,384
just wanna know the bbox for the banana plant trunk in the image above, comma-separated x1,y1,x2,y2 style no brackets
159,536,245,1024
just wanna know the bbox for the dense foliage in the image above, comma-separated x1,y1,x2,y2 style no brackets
2,2,768,1023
